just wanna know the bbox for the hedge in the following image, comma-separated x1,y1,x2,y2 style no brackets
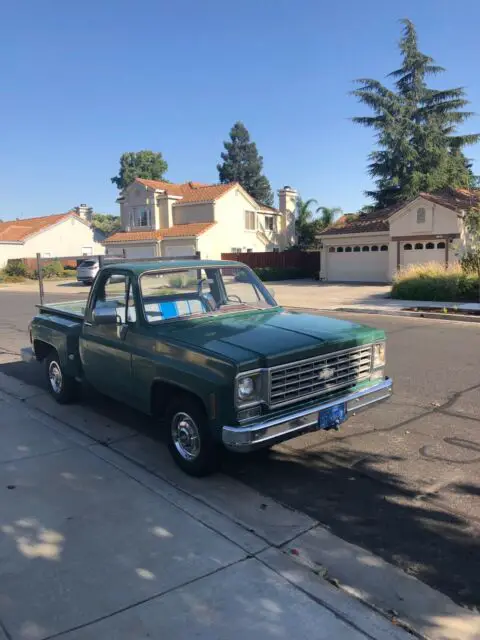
391,262,478,302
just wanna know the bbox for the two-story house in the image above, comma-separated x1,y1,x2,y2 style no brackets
104,179,297,259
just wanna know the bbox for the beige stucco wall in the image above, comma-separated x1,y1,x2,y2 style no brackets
389,198,461,237
120,183,158,229
0,218,105,267
173,202,215,225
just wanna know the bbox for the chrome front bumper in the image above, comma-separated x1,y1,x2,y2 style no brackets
222,378,393,452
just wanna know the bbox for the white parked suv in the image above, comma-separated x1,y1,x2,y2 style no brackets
76,258,100,285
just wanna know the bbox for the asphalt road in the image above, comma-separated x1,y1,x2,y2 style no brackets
0,288,479,609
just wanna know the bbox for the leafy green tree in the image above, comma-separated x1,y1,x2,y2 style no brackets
353,19,480,209
458,206,480,301
295,200,342,248
111,151,168,191
91,214,121,236
217,122,274,206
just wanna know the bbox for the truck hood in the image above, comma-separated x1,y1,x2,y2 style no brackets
162,309,384,369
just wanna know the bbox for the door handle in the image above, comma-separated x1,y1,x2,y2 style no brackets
83,321,93,327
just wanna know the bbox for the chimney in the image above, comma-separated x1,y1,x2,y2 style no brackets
74,204,93,222
278,186,298,246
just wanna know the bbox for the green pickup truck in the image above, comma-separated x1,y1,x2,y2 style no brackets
23,259,392,476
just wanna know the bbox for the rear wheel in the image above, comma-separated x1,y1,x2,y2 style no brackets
45,351,77,404
165,395,220,476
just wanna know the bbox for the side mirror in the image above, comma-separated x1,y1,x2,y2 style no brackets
92,307,118,325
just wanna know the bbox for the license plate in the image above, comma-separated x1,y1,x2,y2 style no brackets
318,403,346,430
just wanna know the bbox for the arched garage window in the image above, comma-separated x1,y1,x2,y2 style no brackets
362,246,370,252
426,242,435,249
381,245,388,251
437,241,446,249
371,245,379,251
345,247,352,252
353,246,361,252
415,243,424,250
336,247,344,252
404,243,412,250
328,247,335,253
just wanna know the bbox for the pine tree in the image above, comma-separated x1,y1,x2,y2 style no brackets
353,20,479,209
217,122,274,206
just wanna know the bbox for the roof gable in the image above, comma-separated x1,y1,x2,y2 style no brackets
104,221,216,244
0,212,87,243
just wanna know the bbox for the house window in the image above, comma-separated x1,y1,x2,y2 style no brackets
273,247,280,253
264,216,275,231
42,252,51,258
336,247,344,252
131,207,152,228
246,248,253,253
404,243,412,250
231,247,242,253
328,247,335,253
380,245,388,251
437,241,446,249
353,246,361,252
82,246,93,256
417,207,426,224
345,247,352,252
371,245,379,251
415,243,424,250
362,246,370,252
426,242,435,249
245,211,256,230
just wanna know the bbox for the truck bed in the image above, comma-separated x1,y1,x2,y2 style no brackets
37,300,87,321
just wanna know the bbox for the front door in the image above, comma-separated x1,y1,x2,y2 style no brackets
80,271,136,402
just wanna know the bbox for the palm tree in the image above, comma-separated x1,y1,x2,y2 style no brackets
295,199,318,248
316,206,343,229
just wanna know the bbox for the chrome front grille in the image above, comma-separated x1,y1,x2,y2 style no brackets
268,346,373,408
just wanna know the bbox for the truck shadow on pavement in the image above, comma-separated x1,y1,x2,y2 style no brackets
0,359,479,613
225,447,480,611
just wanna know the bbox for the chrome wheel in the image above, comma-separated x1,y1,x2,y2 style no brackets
48,360,63,394
171,412,201,461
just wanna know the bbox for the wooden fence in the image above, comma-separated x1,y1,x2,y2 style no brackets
221,250,320,275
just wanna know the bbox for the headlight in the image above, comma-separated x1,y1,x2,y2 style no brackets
372,342,386,368
238,377,255,400
236,372,263,407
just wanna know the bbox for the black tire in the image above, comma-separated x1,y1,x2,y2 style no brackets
165,395,220,477
45,351,77,404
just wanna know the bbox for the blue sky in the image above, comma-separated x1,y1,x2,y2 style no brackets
1,0,480,221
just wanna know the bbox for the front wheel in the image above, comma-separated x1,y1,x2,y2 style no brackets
165,396,220,476
45,351,77,404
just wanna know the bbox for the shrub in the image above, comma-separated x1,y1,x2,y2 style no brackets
4,260,30,278
253,267,306,281
391,262,478,302
41,260,65,279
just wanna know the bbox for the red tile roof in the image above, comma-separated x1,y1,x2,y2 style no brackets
104,222,216,244
135,178,236,203
319,188,480,236
0,212,81,243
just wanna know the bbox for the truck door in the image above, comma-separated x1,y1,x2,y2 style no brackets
79,271,136,402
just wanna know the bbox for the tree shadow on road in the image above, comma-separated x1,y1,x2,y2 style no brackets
224,446,480,610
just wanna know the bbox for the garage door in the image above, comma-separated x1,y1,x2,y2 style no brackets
164,244,196,258
402,241,446,269
125,246,156,259
327,245,389,282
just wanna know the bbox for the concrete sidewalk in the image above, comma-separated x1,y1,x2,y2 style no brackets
0,374,410,640
0,370,479,639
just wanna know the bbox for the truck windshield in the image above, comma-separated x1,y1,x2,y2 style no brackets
140,266,276,323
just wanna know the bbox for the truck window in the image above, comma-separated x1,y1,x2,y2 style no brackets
93,274,136,323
